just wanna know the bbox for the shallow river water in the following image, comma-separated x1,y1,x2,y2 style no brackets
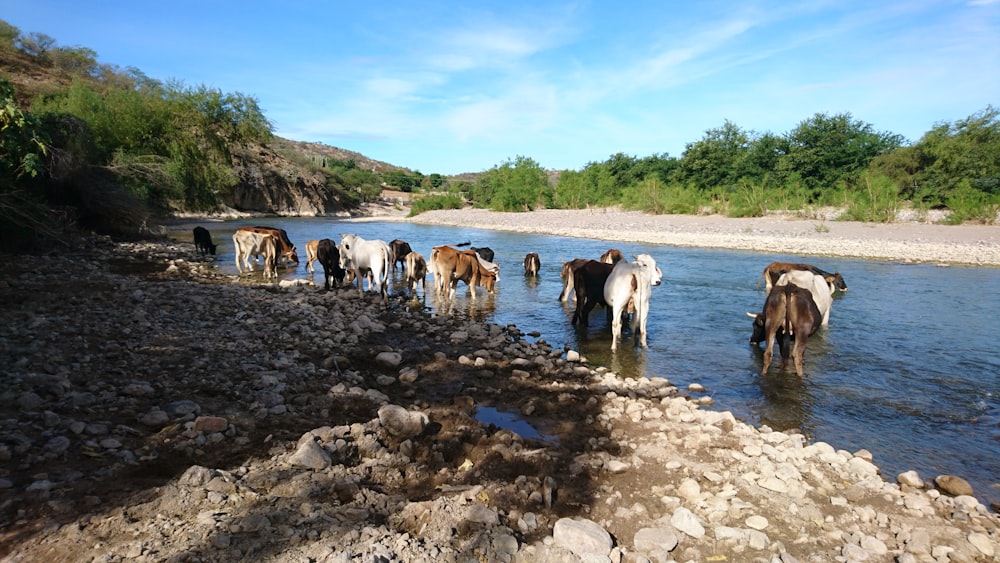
170,217,1000,508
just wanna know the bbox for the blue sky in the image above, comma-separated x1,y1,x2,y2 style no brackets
4,1,998,175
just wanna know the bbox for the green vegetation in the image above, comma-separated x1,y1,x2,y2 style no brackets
1,17,997,254
463,107,999,224
408,193,465,216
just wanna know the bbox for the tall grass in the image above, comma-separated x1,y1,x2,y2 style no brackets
621,178,702,214
943,180,999,224
839,174,899,222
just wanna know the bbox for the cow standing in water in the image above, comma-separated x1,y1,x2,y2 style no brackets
316,239,346,290
338,234,391,302
232,230,277,279
603,254,663,351
404,252,428,297
193,226,216,256
523,253,540,276
752,283,823,377
389,239,412,273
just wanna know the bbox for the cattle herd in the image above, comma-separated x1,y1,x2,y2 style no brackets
195,226,847,374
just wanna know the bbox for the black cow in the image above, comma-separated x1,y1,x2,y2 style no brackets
571,260,616,326
472,247,495,262
317,239,346,290
193,226,216,255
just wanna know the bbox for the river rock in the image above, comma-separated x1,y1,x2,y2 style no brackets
377,405,428,439
935,474,973,496
288,439,331,470
634,527,678,553
552,517,613,557
671,506,705,539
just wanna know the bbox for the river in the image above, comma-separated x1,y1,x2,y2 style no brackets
169,217,1000,508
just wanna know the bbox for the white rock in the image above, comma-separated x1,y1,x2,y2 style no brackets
745,515,768,530
968,532,995,557
670,506,705,539
552,517,613,557
634,527,679,552
377,405,428,439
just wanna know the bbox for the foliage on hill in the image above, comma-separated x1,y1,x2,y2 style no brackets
0,20,432,251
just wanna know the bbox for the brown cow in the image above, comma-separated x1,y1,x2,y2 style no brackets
523,252,540,276
404,251,428,296
757,261,846,295
600,248,624,264
753,283,823,377
389,239,412,273
430,245,498,298
559,258,591,302
305,239,320,273
238,226,299,267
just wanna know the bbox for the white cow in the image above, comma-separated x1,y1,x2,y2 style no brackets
774,270,835,325
232,230,277,278
338,233,391,301
603,253,663,351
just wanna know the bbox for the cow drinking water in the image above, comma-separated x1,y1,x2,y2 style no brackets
193,226,217,256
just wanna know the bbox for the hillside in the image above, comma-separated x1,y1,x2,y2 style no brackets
0,43,424,227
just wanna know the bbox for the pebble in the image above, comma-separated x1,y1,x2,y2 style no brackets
1,238,997,563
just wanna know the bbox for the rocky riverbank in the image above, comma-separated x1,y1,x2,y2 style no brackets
1,236,998,562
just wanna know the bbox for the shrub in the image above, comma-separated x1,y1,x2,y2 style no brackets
409,193,465,216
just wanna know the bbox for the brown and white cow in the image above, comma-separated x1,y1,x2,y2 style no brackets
758,261,846,295
430,245,499,298
237,226,299,267
404,251,428,296
523,252,540,276
233,230,277,279
389,239,412,273
752,282,823,377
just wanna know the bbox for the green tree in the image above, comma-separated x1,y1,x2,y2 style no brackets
909,105,1000,206
677,120,752,189
784,112,904,197
476,155,551,211
50,46,99,77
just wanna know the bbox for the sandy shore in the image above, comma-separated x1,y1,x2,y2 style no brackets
403,207,1000,266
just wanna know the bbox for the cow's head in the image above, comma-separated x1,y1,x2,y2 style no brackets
747,311,765,345
633,254,662,286
287,248,300,265
826,272,848,292
480,270,498,293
